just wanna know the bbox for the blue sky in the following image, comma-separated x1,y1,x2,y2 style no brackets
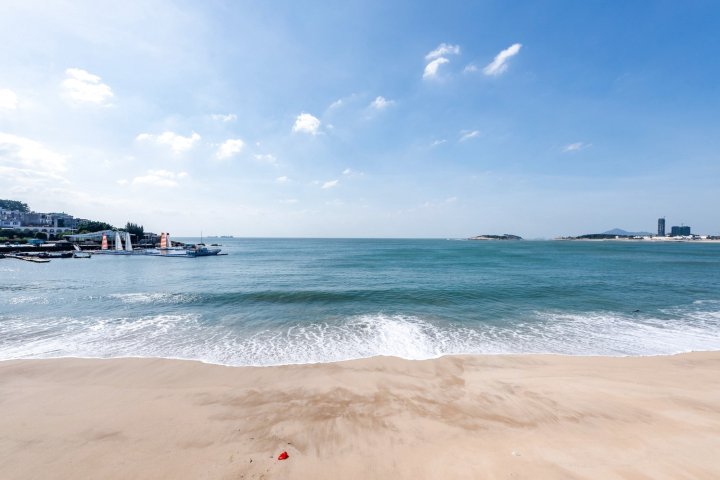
1,1,719,237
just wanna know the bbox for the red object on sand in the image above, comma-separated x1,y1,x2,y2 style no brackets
278,451,289,460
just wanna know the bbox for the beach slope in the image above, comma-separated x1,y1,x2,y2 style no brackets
1,353,719,479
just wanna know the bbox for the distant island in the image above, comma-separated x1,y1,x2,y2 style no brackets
468,234,522,241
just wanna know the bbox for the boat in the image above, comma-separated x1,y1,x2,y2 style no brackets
184,243,221,257
72,244,92,258
38,252,73,259
124,231,133,252
95,231,136,255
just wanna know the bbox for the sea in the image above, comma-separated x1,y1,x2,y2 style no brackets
2,238,719,366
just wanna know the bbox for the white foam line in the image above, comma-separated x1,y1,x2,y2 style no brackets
1,306,720,366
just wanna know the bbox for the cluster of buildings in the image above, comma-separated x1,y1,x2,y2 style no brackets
657,218,692,237
0,208,84,236
1,205,165,247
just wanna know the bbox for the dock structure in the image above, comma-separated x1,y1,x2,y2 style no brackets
5,255,51,263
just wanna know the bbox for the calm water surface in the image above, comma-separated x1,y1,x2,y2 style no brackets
1,239,719,365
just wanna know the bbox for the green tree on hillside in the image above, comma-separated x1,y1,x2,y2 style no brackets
0,199,30,212
125,222,144,239
76,220,115,233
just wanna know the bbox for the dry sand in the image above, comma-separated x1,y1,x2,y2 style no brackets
1,353,719,479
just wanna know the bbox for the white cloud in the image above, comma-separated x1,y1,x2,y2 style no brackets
254,154,277,164
342,168,364,177
131,169,188,188
292,113,321,135
210,113,237,122
423,43,461,79
136,131,201,153
430,139,447,147
0,133,69,190
459,130,481,142
62,68,114,105
321,179,339,189
562,142,592,153
216,138,245,159
0,89,18,110
0,132,67,174
328,99,344,109
463,64,479,73
423,57,450,79
483,43,522,76
369,96,394,110
425,43,461,61
117,179,128,186
279,198,298,204
276,176,290,183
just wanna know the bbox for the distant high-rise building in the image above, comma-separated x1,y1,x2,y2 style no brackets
670,225,691,236
658,217,665,236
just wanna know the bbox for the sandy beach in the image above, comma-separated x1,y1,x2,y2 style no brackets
1,353,719,479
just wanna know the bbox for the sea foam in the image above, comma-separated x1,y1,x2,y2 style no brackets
1,302,720,366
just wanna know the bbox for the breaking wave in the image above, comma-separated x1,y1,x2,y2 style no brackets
1,301,719,366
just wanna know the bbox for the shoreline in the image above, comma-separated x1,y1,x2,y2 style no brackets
2,352,719,479
2,348,720,368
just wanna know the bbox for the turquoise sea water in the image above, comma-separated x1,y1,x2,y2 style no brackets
1,239,719,365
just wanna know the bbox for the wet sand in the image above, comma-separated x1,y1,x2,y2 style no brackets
1,353,719,479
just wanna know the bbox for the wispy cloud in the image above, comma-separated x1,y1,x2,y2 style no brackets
0,133,68,185
430,139,447,147
321,179,339,189
463,64,479,74
328,99,344,109
0,89,18,110
62,68,114,105
210,113,237,122
483,43,522,76
423,57,450,79
369,96,394,110
562,142,592,153
425,43,461,61
342,168,364,177
459,130,481,142
131,169,188,188
254,153,277,164
423,43,460,79
276,176,290,183
216,138,245,159
292,113,321,135
136,131,201,153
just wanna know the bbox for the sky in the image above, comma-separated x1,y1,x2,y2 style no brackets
1,0,719,238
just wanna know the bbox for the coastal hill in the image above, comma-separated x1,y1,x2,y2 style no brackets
468,234,522,241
